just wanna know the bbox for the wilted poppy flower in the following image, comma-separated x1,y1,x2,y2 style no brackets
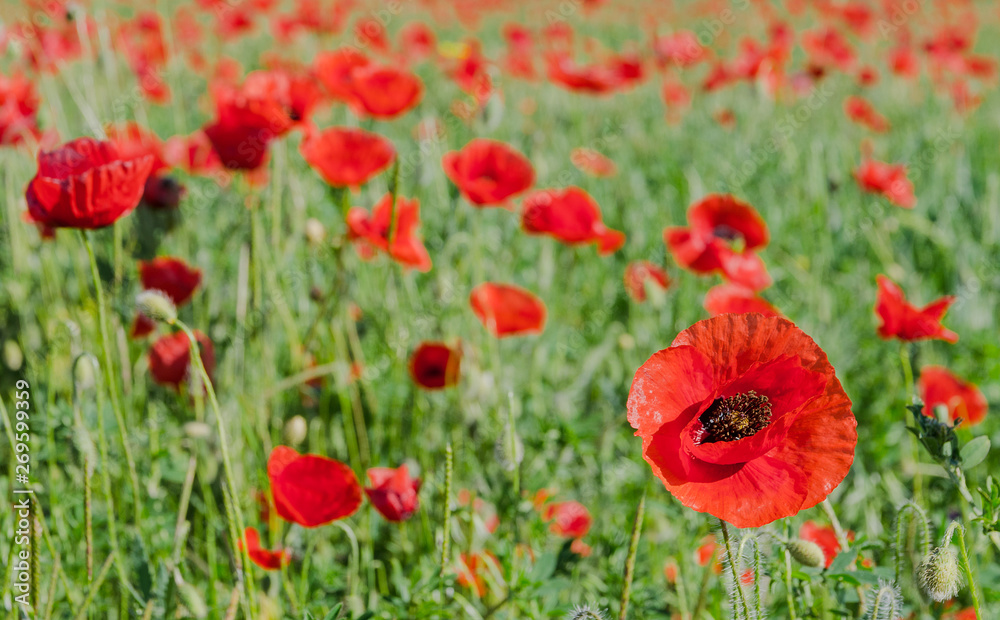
570,147,616,177
469,283,546,338
240,527,290,570
132,257,203,337
874,275,958,343
799,521,840,568
442,138,535,207
843,95,889,133
364,464,421,522
624,261,670,303
627,314,857,528
300,127,395,189
346,64,423,119
346,193,432,272
704,283,780,318
25,137,155,230
457,551,500,597
267,445,363,527
543,501,592,538
409,341,461,389
854,159,915,208
918,366,987,427
521,187,625,254
148,330,214,390
664,194,771,291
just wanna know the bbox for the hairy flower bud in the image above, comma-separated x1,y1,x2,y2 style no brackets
136,289,177,324
787,539,826,568
917,546,962,602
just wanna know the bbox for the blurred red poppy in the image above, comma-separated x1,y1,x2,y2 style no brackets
854,159,915,208
346,193,432,272
919,366,987,427
457,551,500,597
664,194,771,291
148,330,214,390
653,30,705,68
163,131,222,175
627,314,856,527
799,521,840,568
469,283,546,338
313,47,370,103
843,96,889,133
704,283,780,318
240,527,290,570
570,147,616,177
132,257,203,337
398,22,436,61
543,501,592,538
0,73,41,145
874,275,957,343
802,27,855,72
105,123,186,210
409,342,461,389
521,187,625,254
203,73,297,170
546,52,621,94
365,464,421,522
346,64,423,119
300,127,395,189
443,138,535,207
624,261,670,303
26,137,155,230
267,446,363,527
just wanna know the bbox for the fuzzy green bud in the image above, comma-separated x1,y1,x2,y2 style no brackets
917,546,963,602
136,289,177,324
787,539,826,568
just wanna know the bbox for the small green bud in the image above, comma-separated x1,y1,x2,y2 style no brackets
136,289,177,324
917,546,963,602
787,539,826,568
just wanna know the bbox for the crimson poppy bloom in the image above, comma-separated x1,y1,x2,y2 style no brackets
799,521,841,568
25,137,155,230
313,47,370,103
163,131,222,175
843,95,889,133
300,127,395,190
240,527,290,570
469,283,546,338
874,275,958,343
704,283,781,318
346,64,423,119
918,366,987,427
409,341,461,389
664,194,771,291
854,159,915,208
132,257,203,337
203,76,295,170
442,138,535,207
148,330,214,390
543,501,592,538
695,535,722,574
624,261,670,303
346,193,432,272
364,465,421,522
570,147,617,177
521,187,625,254
267,446,363,527
627,314,857,528
802,27,855,72
105,122,184,209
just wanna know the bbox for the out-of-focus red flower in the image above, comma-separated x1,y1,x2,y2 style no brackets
26,137,154,230
521,187,625,254
856,65,879,87
854,159,915,208
843,96,889,133
409,342,461,389
546,52,622,94
502,23,536,79
148,330,214,390
0,73,41,145
354,17,389,54
802,27,855,72
457,551,500,597
664,194,771,291
469,283,546,338
543,501,592,538
448,40,494,105
163,131,223,175
627,314,857,528
889,46,920,78
345,64,423,120
624,261,670,303
203,74,296,170
570,147,616,177
132,257,203,337
919,366,987,427
267,445,362,527
398,22,436,62
570,538,592,556
365,464,421,522
314,48,371,103
442,138,535,207
704,283,780,318
695,535,718,569
346,193,432,272
105,123,185,209
653,30,705,68
943,607,978,620
875,275,958,343
240,527,290,570
663,559,679,584
799,520,840,568
300,127,395,189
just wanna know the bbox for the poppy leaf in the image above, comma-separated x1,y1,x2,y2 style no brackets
960,436,990,470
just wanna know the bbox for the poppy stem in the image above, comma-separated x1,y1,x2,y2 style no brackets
899,343,923,503
951,523,983,619
440,442,454,578
783,545,797,620
719,519,751,620
618,489,645,620
387,159,401,244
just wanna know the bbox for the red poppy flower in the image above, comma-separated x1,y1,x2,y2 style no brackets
854,159,915,208
624,261,670,303
889,46,920,78
457,552,500,597
409,341,461,389
704,283,780,318
313,47,370,103
267,445,363,527
442,138,535,207
469,283,546,338
240,527,290,570
570,539,592,557
664,194,771,291
346,64,423,120
627,314,857,528
802,27,855,72
695,535,720,572
874,275,958,343
545,52,621,94
398,22,436,61
0,73,41,145
653,30,705,68
203,75,295,170
543,501,592,538
364,465,421,522
843,96,889,133
570,147,616,177
132,257,203,337
918,366,987,427
148,330,214,390
26,137,155,230
346,193,432,272
521,187,625,254
300,127,395,189
799,521,840,568
163,131,222,175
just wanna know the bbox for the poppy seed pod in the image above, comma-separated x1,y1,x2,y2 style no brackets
917,546,962,602
787,539,826,568
136,289,178,324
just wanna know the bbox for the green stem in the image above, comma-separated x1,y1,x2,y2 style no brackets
440,443,454,577
784,547,797,620
894,502,930,584
720,520,750,620
619,490,646,620
951,523,982,619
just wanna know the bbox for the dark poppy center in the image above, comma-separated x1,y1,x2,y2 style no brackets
712,224,742,241
698,390,772,443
